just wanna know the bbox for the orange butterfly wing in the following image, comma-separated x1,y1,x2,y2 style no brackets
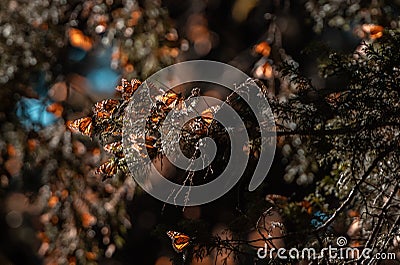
361,24,383,39
201,108,214,126
67,117,93,137
115,79,141,100
103,142,125,158
156,92,182,109
167,231,190,253
103,141,122,154
96,160,117,176
93,99,119,119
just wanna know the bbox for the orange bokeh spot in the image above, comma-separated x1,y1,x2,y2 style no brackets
7,144,16,157
61,189,69,200
254,42,271,57
128,10,142,27
86,251,97,261
37,232,50,243
46,102,63,117
68,28,93,51
50,215,59,225
124,64,134,73
68,256,76,265
81,212,96,228
348,209,360,218
27,139,38,152
48,196,59,208
254,62,273,79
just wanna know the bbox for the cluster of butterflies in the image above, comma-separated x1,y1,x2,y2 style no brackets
66,79,142,178
67,79,141,137
67,78,219,179
66,78,223,255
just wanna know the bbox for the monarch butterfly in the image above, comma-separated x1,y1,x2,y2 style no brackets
361,24,384,39
67,117,93,137
201,106,220,126
150,114,162,124
200,108,214,126
145,135,157,145
156,92,182,108
93,99,120,119
103,141,123,154
166,231,191,253
188,119,209,136
115,79,141,100
96,160,117,176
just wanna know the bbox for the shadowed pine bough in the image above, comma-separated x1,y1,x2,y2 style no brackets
2,0,400,264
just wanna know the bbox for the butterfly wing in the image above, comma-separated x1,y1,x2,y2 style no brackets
173,234,190,253
115,79,141,100
96,160,117,176
167,231,190,253
155,92,182,109
93,99,119,119
103,141,122,154
67,117,93,137
103,141,124,158
200,108,213,125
